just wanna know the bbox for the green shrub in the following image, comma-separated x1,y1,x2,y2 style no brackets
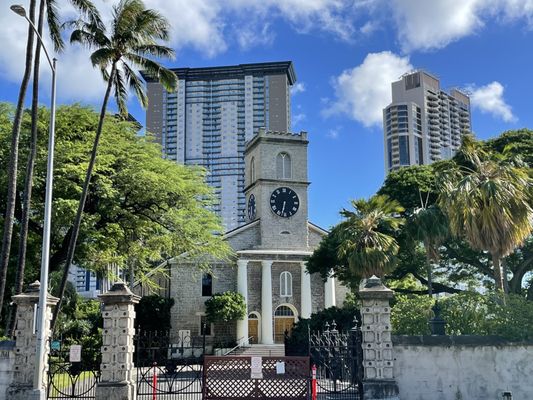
135,295,175,331
205,292,246,323
391,295,433,335
391,292,533,341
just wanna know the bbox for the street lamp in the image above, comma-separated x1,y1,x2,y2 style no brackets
10,5,57,399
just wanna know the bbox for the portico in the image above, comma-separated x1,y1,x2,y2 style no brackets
235,250,337,345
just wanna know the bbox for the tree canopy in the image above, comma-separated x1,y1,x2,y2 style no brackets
0,104,231,315
308,130,533,299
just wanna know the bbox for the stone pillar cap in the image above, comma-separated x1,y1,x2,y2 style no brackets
12,280,59,305
359,275,394,299
98,281,140,305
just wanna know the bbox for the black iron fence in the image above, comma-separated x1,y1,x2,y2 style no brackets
285,317,364,400
47,338,100,399
134,329,212,399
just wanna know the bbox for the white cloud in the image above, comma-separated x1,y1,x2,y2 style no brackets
0,0,361,104
468,81,516,122
327,127,341,139
386,0,533,52
390,0,484,52
292,112,306,126
324,51,412,127
291,82,306,95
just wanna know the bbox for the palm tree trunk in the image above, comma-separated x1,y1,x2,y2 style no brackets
492,254,504,292
6,0,46,337
502,259,510,294
51,62,117,330
0,0,36,320
426,259,433,297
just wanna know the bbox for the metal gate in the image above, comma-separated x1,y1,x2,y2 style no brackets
309,320,363,400
134,330,209,399
203,356,310,399
47,340,100,399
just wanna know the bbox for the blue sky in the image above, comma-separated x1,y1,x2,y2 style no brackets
1,0,532,229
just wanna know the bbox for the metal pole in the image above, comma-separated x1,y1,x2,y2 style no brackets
33,58,57,397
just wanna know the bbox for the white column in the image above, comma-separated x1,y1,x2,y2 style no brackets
324,273,336,308
236,259,249,345
300,262,312,319
261,260,274,344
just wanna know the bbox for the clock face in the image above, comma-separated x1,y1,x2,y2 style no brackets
270,187,299,218
247,194,256,220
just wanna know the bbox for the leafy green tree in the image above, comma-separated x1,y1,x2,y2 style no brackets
391,294,433,335
378,164,439,210
53,0,178,327
10,0,102,336
0,104,231,327
204,292,246,323
438,135,533,292
135,295,175,331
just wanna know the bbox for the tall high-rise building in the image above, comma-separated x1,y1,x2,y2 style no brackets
383,70,471,174
142,62,296,230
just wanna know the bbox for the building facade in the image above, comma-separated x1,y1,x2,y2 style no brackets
383,70,471,174
142,62,296,230
168,129,348,345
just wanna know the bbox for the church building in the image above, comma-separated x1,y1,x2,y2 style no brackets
167,128,348,345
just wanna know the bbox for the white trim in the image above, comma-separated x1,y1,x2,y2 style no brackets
308,221,329,235
280,271,293,297
237,249,313,256
274,303,299,321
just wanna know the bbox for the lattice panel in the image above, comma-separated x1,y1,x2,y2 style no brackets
204,356,310,399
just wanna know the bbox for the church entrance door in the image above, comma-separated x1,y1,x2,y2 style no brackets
274,305,296,343
248,313,259,344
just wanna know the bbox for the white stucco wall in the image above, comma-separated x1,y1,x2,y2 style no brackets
0,341,15,400
393,338,533,400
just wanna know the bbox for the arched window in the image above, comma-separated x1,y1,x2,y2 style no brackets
275,305,295,316
250,157,255,183
280,271,292,297
202,273,213,297
276,152,291,179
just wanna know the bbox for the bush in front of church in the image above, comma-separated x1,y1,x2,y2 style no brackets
285,305,360,356
205,291,246,323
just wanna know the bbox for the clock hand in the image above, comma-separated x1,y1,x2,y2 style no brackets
282,201,286,213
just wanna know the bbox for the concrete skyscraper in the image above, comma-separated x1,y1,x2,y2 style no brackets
383,70,471,173
142,62,296,230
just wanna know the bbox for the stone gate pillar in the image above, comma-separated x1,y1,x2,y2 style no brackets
360,276,400,400
7,281,58,400
96,282,140,400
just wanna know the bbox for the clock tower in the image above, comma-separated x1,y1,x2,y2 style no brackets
243,128,310,250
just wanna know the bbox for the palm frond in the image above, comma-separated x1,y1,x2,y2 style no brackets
126,53,177,92
122,62,148,108
90,48,115,69
132,44,174,59
69,0,104,31
113,66,129,117
45,0,64,51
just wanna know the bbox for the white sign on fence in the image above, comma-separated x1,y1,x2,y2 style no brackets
276,361,285,374
251,356,263,379
69,345,82,362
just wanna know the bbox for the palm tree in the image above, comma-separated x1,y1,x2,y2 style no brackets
7,0,101,336
438,135,533,292
0,0,36,320
51,0,177,328
337,195,405,279
409,200,448,296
